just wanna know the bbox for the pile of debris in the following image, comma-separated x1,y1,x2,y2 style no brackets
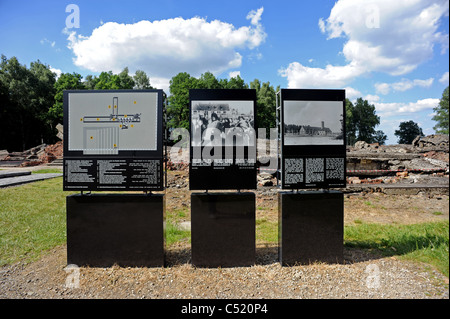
347,134,449,175
0,141,63,167
164,160,189,171
39,141,63,164
0,123,64,167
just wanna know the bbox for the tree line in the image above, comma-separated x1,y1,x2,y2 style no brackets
0,55,448,152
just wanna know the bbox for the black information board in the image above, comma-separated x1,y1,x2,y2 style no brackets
189,89,257,190
63,90,164,191
280,89,346,189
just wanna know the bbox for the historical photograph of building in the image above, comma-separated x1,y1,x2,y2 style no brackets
191,100,255,147
283,100,344,145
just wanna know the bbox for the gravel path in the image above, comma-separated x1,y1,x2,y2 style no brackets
1,243,448,299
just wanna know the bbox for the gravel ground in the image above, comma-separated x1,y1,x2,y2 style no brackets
0,170,449,300
0,243,448,300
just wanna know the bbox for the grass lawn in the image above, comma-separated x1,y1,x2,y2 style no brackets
0,177,188,266
344,221,449,277
0,177,448,278
31,168,63,174
0,177,71,266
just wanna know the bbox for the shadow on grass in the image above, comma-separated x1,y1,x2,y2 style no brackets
344,222,448,256
344,222,449,276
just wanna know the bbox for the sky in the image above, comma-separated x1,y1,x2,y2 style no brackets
0,0,448,144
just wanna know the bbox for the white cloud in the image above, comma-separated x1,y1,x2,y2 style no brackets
375,77,434,94
228,71,241,78
392,78,434,91
280,0,448,88
149,77,171,95
321,0,448,75
40,38,55,47
364,94,380,104
374,82,391,95
375,98,440,116
439,71,449,84
246,7,264,26
279,61,364,88
344,86,362,99
318,18,326,33
65,8,266,91
50,67,62,79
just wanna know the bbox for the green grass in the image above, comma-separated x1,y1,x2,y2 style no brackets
0,177,190,265
345,221,449,277
256,218,278,243
0,177,72,266
165,222,190,246
166,208,188,222
31,168,62,174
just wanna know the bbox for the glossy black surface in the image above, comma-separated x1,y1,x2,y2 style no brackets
66,193,165,267
278,191,344,265
191,192,255,267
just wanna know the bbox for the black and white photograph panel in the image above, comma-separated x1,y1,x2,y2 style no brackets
283,100,344,145
191,100,255,147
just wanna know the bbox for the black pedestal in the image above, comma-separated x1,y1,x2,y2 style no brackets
66,193,165,267
278,191,344,265
191,192,255,267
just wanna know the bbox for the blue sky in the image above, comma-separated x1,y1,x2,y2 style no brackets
0,0,448,144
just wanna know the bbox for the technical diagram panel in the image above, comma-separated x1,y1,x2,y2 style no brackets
63,90,164,191
68,92,158,153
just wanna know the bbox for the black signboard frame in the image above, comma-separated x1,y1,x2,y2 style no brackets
280,89,346,189
63,89,165,191
189,89,257,190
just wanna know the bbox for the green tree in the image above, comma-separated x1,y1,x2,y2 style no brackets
432,86,449,134
352,97,381,143
345,98,356,145
83,74,98,90
94,71,120,89
0,55,56,150
395,120,424,144
133,70,154,89
48,72,85,126
219,74,248,89
250,79,278,131
84,68,136,90
373,130,387,145
28,60,57,144
198,71,221,89
0,73,15,150
118,67,135,89
166,72,199,130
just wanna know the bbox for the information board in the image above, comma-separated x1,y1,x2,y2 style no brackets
280,89,346,189
63,90,164,191
189,89,257,190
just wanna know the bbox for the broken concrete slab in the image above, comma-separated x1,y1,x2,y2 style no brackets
0,173,62,188
0,171,31,179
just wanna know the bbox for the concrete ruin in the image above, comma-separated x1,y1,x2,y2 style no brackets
347,134,448,175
